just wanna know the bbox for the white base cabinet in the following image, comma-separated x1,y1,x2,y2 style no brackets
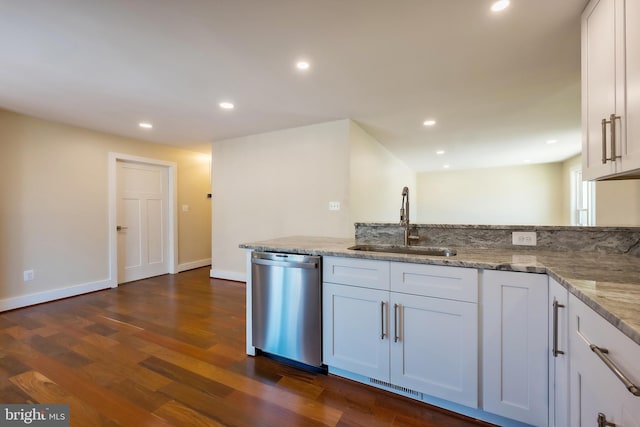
322,257,478,408
549,278,569,427
390,291,478,408
323,257,640,427
569,294,640,426
323,282,389,380
482,270,549,427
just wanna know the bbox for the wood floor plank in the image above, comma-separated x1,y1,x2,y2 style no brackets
26,334,93,368
24,354,174,427
223,389,329,427
107,378,171,413
71,341,172,391
9,370,120,427
154,399,225,427
158,381,281,427
139,356,234,399
148,347,344,426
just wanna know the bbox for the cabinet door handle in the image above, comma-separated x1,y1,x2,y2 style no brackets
552,300,565,357
602,117,608,164
393,303,400,342
597,412,616,427
590,344,640,397
610,113,621,162
380,301,386,340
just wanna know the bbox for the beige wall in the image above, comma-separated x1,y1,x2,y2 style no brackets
596,180,640,225
0,109,211,307
349,121,416,223
564,153,640,226
416,163,565,225
211,120,353,280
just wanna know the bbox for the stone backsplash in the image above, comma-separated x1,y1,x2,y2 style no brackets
355,223,640,256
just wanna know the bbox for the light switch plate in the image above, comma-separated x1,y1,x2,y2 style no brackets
328,201,340,211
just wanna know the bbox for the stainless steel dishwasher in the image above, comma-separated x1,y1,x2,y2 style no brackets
251,251,322,368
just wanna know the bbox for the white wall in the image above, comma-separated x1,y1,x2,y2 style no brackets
416,163,565,225
211,120,353,280
349,121,416,223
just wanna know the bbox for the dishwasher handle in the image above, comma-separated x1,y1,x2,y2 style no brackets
251,258,318,269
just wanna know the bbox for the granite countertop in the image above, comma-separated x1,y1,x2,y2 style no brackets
240,236,640,346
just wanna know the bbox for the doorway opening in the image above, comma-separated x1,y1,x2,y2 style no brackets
108,153,178,286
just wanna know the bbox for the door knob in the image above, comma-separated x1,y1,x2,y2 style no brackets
116,226,128,231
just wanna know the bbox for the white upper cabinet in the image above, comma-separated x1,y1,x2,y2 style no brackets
582,0,640,180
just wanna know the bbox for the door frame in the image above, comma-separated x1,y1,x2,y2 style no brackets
108,152,178,286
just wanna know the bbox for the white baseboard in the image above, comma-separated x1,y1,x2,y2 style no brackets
209,268,246,283
0,278,114,312
177,258,212,273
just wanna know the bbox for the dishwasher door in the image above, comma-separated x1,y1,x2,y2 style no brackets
251,252,322,367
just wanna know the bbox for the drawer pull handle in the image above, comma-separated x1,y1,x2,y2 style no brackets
393,304,400,343
380,301,386,340
590,344,640,397
597,412,616,427
610,113,620,163
552,300,565,357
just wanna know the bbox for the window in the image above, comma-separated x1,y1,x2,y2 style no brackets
570,167,595,226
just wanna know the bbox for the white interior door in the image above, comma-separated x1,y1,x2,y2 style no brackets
116,161,169,283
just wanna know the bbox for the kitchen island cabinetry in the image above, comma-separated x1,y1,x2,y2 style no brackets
569,294,640,426
582,0,640,179
482,270,549,427
322,256,478,408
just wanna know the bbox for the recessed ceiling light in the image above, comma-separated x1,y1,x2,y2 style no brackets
296,61,310,70
219,102,234,110
436,150,445,155
423,119,437,126
491,0,510,12
139,122,153,129
524,159,531,163
443,164,450,169
546,139,558,144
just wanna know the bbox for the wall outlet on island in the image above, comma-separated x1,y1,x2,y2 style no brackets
512,231,537,246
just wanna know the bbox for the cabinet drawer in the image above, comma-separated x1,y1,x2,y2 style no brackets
323,256,389,290
570,295,640,392
390,262,478,302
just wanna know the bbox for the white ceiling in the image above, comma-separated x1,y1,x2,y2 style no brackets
0,0,586,172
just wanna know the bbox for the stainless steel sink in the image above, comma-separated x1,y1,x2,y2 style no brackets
348,244,457,257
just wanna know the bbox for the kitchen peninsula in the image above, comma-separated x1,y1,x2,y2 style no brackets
241,224,640,427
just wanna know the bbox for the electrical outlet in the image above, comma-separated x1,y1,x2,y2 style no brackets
23,270,34,281
328,201,341,211
512,231,537,246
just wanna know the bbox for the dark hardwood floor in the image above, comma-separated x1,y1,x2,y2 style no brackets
0,267,496,426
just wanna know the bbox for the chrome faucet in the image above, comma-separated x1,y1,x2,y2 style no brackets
400,186,419,246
